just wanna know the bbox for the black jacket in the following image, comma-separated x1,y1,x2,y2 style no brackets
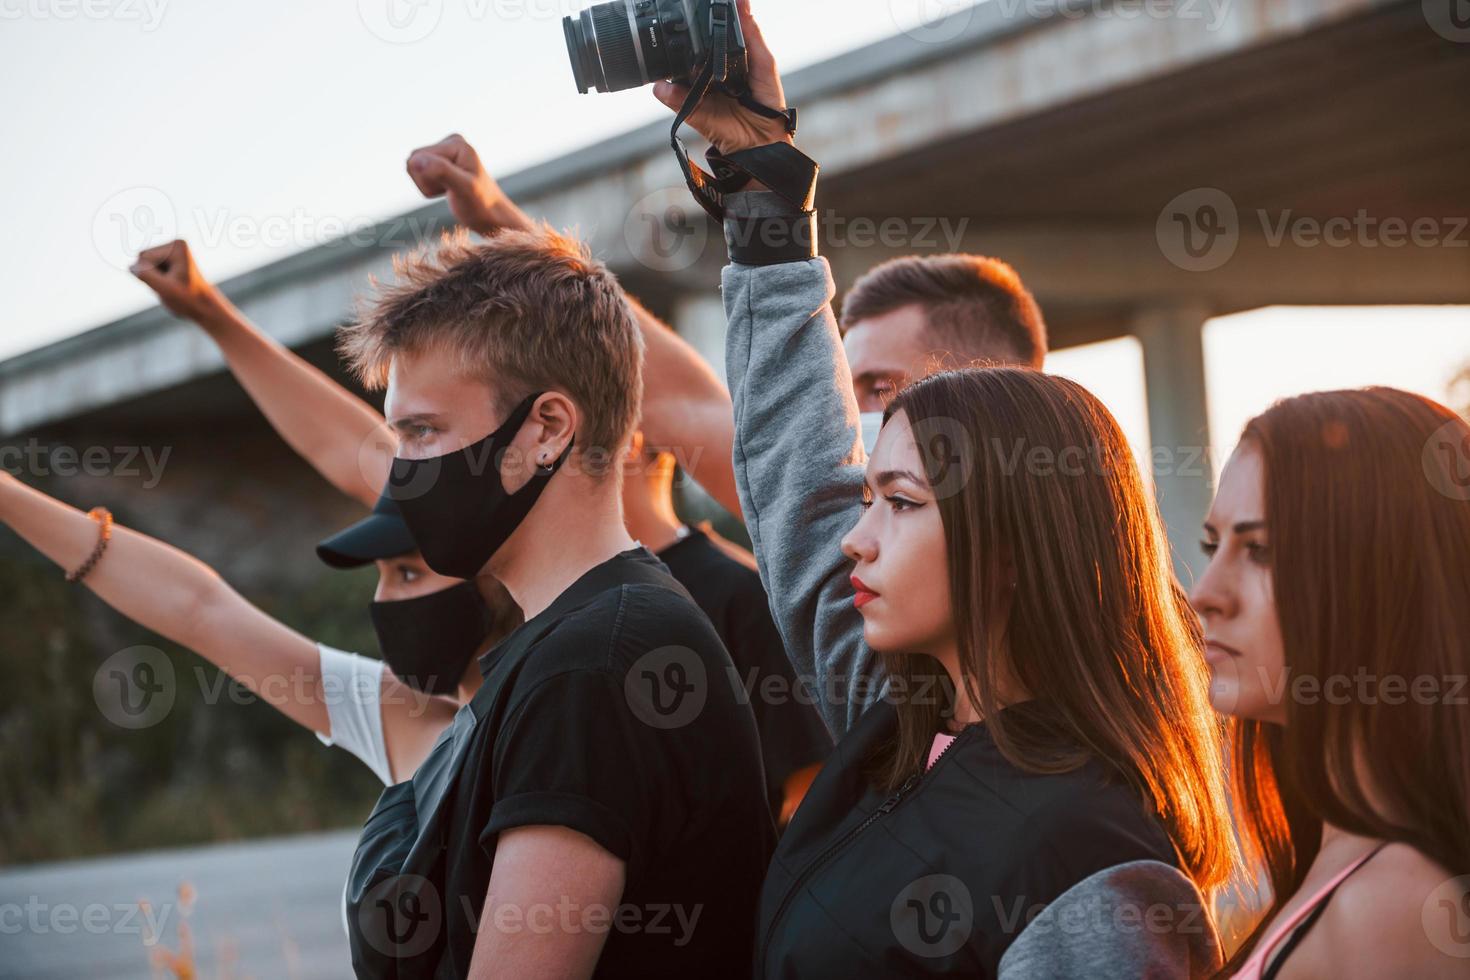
755,700,1184,978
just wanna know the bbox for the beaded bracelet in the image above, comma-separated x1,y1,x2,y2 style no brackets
65,507,114,584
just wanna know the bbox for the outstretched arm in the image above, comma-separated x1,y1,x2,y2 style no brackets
406,134,742,516
131,241,393,509
0,470,330,732
651,0,887,737
0,472,456,779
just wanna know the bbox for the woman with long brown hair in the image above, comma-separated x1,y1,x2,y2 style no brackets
1193,388,1470,978
753,368,1238,977
650,5,1238,974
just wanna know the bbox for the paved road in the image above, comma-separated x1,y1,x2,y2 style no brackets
1,830,359,979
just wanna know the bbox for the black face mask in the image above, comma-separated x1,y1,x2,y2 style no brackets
369,581,495,696
387,393,573,580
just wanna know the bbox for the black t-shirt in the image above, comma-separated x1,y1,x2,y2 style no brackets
440,547,775,978
657,526,832,816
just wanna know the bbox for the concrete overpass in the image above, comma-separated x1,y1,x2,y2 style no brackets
3,0,1466,583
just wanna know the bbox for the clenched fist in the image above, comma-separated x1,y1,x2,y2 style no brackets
406,134,533,236
130,240,226,325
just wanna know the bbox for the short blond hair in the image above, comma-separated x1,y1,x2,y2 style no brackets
339,226,644,474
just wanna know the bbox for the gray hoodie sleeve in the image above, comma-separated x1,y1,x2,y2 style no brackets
719,191,887,740
997,861,1224,979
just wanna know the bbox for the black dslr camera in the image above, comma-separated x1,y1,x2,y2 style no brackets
563,0,745,95
562,0,812,230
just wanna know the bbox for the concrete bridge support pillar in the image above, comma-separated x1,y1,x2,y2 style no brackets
1132,305,1215,590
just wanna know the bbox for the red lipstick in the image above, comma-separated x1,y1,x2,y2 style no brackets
851,574,879,610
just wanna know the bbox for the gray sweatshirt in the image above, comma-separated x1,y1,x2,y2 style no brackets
721,194,885,741
717,191,1223,977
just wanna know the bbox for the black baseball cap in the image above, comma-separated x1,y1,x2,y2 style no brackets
316,492,419,569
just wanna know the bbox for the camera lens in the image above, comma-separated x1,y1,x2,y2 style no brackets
564,3,642,94
564,0,701,95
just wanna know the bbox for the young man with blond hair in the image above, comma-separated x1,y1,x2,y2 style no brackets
402,133,831,822
337,225,772,979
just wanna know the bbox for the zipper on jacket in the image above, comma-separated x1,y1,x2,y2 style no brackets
757,728,972,974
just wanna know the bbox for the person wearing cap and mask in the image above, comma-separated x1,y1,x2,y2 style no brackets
312,492,521,784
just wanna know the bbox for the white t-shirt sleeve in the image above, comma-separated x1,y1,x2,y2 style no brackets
315,644,394,787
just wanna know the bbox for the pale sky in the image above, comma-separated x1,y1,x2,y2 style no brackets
1049,308,1470,487
3,0,1466,446
0,0,981,361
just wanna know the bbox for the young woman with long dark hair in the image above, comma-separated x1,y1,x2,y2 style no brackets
743,366,1240,976
1193,388,1470,978
649,6,1239,973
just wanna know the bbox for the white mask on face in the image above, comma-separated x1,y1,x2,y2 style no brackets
860,412,885,456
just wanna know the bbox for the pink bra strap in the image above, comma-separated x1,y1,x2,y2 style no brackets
1254,843,1387,969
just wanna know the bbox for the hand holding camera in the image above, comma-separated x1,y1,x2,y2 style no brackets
653,0,790,155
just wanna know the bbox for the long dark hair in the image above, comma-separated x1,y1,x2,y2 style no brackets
1222,388,1470,970
871,368,1237,893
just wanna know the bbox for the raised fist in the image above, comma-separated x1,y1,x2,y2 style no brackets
406,134,532,236
130,240,224,323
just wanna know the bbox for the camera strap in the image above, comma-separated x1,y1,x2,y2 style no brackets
670,0,817,223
